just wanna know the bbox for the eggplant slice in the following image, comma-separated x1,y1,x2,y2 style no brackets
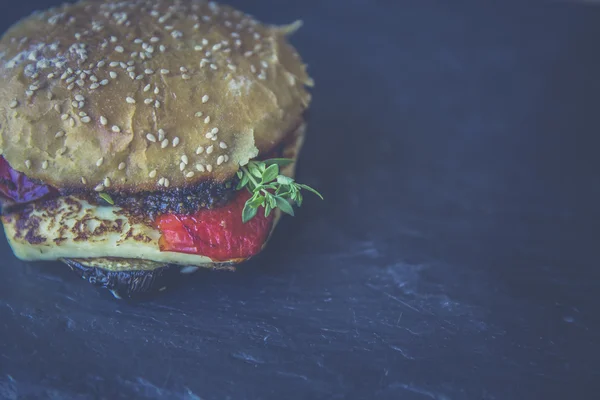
62,258,235,299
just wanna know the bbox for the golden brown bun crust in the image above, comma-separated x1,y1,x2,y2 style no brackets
0,0,312,192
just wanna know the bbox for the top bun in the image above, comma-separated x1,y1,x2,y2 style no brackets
0,0,312,192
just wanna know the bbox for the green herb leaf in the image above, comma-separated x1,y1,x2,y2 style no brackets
277,175,294,185
262,164,279,183
264,158,294,167
99,193,114,205
297,184,324,200
236,158,323,223
242,201,258,223
275,196,295,216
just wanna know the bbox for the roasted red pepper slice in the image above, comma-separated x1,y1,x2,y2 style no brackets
0,156,58,205
156,190,274,261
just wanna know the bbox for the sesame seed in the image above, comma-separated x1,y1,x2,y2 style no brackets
180,162,186,171
75,94,84,101
118,162,126,170
81,116,91,123
97,60,106,68
112,125,121,133
158,130,165,141
110,36,117,43
200,59,208,68
134,38,143,44
24,160,31,169
205,131,214,139
129,72,135,79
25,90,34,98
100,116,107,125
210,64,217,70
160,69,169,74
81,177,87,184
154,100,161,108
96,157,104,167
127,66,135,72
61,114,69,121
41,160,48,169
204,116,211,124
90,83,100,89
206,145,214,154
78,101,85,109
67,83,75,90
154,87,160,95
9,100,18,108
150,37,160,43
143,84,151,92
158,177,165,186
72,101,79,108
146,133,157,142
159,45,166,53
164,178,170,188
181,74,190,80
108,71,117,79
185,171,194,178
195,163,205,172
172,137,180,147
120,62,127,69
202,38,209,46
217,155,225,165
104,177,111,187
149,169,157,178
54,104,61,113
145,69,154,75
109,61,119,67
194,45,203,51
144,98,153,105
66,76,76,84
202,95,209,103
195,112,203,117
212,43,222,51
196,146,204,154
115,46,124,53
76,79,85,87
100,79,109,85
94,184,105,192
70,118,76,127
136,74,144,80
126,96,136,104
211,128,219,135
161,139,169,148
181,155,189,165
219,141,227,149
206,164,213,172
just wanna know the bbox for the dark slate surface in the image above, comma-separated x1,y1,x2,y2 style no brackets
1,0,599,399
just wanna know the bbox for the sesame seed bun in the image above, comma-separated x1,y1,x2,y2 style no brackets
0,0,312,192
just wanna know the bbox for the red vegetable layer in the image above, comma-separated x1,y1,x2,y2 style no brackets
1,156,272,261
156,190,274,261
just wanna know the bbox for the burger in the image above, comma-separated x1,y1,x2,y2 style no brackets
0,0,321,298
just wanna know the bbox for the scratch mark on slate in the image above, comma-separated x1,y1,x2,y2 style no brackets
276,371,309,381
231,352,264,365
366,283,422,313
390,345,415,360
